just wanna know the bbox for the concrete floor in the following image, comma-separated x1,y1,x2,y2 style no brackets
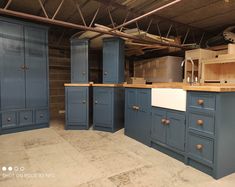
0,121,235,187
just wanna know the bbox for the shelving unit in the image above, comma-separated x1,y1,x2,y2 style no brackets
184,49,216,83
201,55,235,83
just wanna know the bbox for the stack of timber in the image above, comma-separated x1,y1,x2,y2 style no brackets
78,24,181,56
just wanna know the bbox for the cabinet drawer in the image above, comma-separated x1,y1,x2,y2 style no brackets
188,133,214,166
188,92,216,111
1,112,17,129
36,109,48,124
19,110,33,126
188,112,215,136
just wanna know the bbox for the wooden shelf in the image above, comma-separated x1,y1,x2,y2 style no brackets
202,57,235,83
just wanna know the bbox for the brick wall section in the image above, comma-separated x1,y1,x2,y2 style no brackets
49,46,70,120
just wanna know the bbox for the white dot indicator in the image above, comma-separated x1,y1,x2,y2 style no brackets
8,166,13,171
2,166,7,171
20,167,25,171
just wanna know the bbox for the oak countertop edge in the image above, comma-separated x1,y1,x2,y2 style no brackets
64,83,235,92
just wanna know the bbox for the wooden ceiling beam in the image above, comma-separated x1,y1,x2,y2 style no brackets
0,7,186,49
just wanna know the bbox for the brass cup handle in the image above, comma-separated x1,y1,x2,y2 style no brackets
21,65,25,69
197,99,204,105
7,117,11,122
161,119,166,124
165,119,170,125
197,119,204,126
196,144,203,151
132,106,136,110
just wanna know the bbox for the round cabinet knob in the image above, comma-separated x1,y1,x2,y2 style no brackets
165,119,170,125
82,71,86,75
196,144,203,151
40,114,44,118
24,116,28,120
104,72,108,76
82,100,86,104
7,117,11,122
161,119,166,124
197,99,204,105
95,101,98,104
197,119,204,126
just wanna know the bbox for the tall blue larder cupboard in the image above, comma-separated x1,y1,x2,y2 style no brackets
102,37,124,84
65,38,90,130
0,17,49,134
71,39,89,83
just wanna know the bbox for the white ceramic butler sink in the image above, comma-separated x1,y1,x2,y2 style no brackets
151,88,187,111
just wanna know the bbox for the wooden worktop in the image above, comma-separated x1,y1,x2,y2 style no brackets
123,84,153,88
123,82,186,89
124,82,235,92
64,82,235,92
92,83,123,87
183,85,235,92
64,83,92,87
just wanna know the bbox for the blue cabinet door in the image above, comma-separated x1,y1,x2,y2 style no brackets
93,87,113,128
151,108,167,144
124,89,137,137
24,26,48,108
66,87,88,126
0,21,25,110
71,39,89,83
103,38,124,83
136,89,151,145
166,111,185,151
125,88,151,145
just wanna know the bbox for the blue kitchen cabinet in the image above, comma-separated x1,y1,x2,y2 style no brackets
71,39,89,83
24,26,48,108
65,86,89,130
0,20,25,110
151,107,186,156
0,17,49,135
93,86,124,132
186,91,235,179
103,38,124,83
124,88,151,146
151,109,167,144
